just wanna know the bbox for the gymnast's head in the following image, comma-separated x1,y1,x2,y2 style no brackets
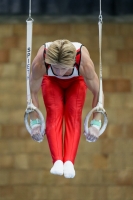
45,39,76,68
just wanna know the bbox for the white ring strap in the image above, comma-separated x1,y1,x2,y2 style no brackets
24,0,45,136
84,0,108,136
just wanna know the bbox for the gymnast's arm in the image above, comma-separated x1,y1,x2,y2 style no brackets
79,46,104,120
30,45,46,118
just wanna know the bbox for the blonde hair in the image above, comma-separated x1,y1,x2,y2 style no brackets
45,40,76,67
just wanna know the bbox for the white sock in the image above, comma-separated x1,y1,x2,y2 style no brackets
50,160,63,176
63,161,75,178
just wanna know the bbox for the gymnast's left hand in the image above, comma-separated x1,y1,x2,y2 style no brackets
84,119,101,142
84,126,100,142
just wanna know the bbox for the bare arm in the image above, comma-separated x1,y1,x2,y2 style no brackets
30,45,46,117
79,46,104,119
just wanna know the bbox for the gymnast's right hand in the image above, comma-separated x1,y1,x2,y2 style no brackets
30,119,44,142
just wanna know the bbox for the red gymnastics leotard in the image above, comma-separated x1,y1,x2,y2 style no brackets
41,42,87,164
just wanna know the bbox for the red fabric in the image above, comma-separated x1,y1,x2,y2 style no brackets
41,76,87,164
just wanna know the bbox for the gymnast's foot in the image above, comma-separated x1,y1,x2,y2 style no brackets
63,161,75,178
50,160,63,176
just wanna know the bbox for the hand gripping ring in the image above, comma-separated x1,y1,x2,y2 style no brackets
24,105,45,136
84,106,108,136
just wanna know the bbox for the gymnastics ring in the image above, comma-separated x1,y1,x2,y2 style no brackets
84,106,108,136
24,104,45,136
